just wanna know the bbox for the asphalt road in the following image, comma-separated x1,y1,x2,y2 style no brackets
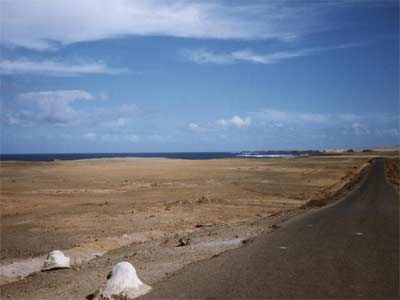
142,158,399,299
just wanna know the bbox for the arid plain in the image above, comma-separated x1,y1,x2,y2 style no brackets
1,156,371,260
0,154,389,299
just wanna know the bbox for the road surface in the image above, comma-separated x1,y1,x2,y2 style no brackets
141,158,399,299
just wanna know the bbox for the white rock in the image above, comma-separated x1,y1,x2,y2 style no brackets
101,262,151,299
41,250,71,271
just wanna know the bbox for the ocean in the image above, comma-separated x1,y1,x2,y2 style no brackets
0,151,326,162
0,152,236,162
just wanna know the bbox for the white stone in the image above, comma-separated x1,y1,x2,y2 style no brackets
101,262,151,299
41,250,70,271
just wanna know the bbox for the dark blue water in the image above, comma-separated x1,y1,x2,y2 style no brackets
0,152,238,161
0,151,326,162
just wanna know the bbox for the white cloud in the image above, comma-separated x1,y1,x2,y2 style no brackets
100,133,140,142
117,104,142,118
299,113,329,123
180,49,307,64
252,109,335,125
180,49,235,64
374,128,400,137
180,43,366,65
189,115,252,132
336,113,360,122
251,108,400,140
253,109,292,123
95,133,173,143
100,134,119,142
188,122,208,132
82,132,97,140
188,109,399,140
351,122,370,136
218,116,251,129
1,1,331,50
15,90,94,125
103,117,130,128
147,134,173,142
4,90,144,128
183,108,398,151
0,59,126,76
126,134,140,142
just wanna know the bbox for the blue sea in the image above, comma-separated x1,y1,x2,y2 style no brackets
0,151,326,162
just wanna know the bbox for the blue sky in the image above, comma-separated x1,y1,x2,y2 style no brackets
1,0,399,153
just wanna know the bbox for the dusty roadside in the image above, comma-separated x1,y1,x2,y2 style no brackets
0,155,373,299
0,210,302,300
385,157,400,187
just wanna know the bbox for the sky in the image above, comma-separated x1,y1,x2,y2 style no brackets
0,0,399,153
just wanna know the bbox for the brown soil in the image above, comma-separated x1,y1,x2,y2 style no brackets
385,157,400,186
0,156,372,299
1,156,369,262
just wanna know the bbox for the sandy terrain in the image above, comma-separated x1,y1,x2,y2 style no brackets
385,157,400,186
0,155,373,299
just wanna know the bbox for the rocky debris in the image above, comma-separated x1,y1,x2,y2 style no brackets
168,195,216,207
195,223,214,228
90,289,130,300
270,224,280,229
176,237,191,247
41,250,70,271
93,262,151,300
196,196,209,204
241,238,254,245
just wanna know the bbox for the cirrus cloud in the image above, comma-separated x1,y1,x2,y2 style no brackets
0,59,127,76
180,42,371,65
2,0,335,50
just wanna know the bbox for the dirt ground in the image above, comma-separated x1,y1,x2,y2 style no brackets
385,157,400,186
0,155,373,299
1,156,370,261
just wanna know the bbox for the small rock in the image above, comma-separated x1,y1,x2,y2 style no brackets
242,239,251,245
41,250,70,271
98,262,151,299
195,223,214,228
197,196,208,204
176,237,191,247
87,288,102,300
